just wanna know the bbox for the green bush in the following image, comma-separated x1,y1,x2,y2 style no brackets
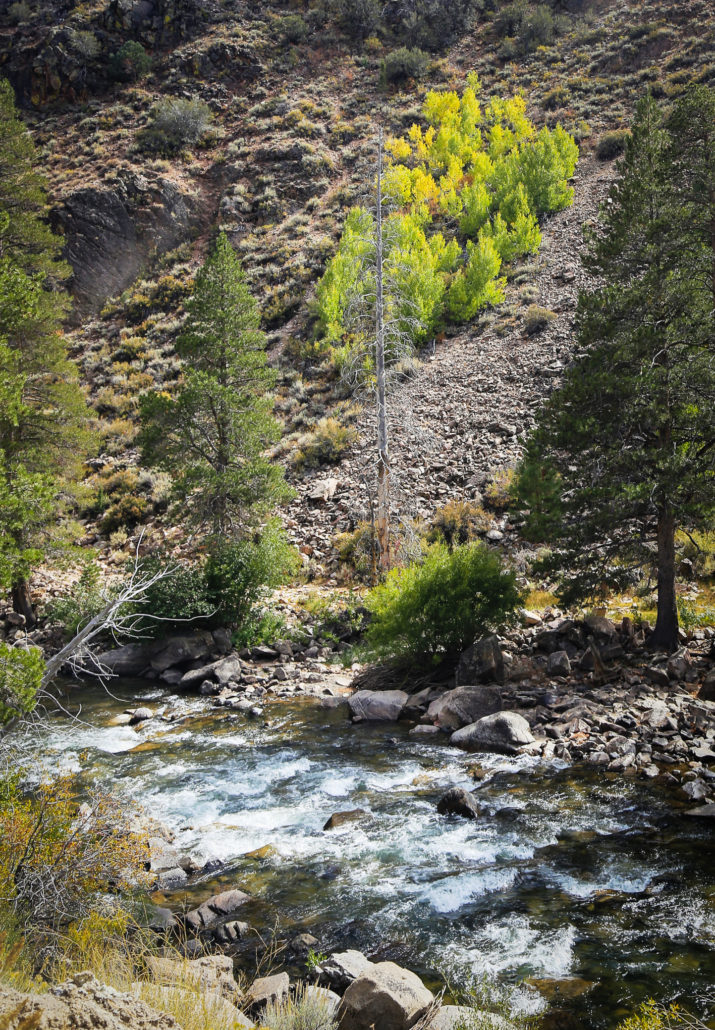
524,304,557,334
428,500,491,548
382,47,429,84
0,643,43,725
364,542,522,663
595,128,631,160
110,41,152,82
518,5,555,51
137,523,299,635
334,522,379,582
292,417,357,469
138,98,212,155
278,14,308,42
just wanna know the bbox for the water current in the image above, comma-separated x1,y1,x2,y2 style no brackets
33,681,715,1028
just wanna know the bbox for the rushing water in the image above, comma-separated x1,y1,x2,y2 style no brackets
33,681,715,1028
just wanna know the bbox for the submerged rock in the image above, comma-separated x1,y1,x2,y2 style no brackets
337,961,434,1030
323,809,368,831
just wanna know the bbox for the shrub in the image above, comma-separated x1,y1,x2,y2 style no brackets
364,542,522,662
484,467,517,510
428,500,491,548
279,14,308,43
292,417,357,469
7,1,31,25
518,5,555,51
137,523,299,635
110,40,152,82
0,644,43,725
139,98,212,155
596,128,631,159
524,304,557,334
263,982,338,1030
334,522,379,582
0,773,147,932
100,491,148,534
330,0,381,42
382,47,429,84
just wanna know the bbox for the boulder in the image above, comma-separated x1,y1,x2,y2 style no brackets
146,954,239,1001
130,707,153,725
349,690,408,722
150,632,216,673
337,961,434,1030
427,1006,516,1030
309,479,339,502
288,933,320,958
547,651,571,677
303,985,341,1019
244,972,290,1013
426,685,502,731
450,712,535,754
324,809,367,831
436,787,480,820
0,973,180,1030
322,951,374,992
584,615,616,639
455,635,504,686
96,641,150,677
184,888,250,933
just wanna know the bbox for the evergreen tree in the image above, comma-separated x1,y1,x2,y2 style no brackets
0,79,92,625
140,233,292,538
517,88,715,652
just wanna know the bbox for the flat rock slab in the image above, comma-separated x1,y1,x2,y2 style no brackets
349,690,408,722
184,888,249,932
338,961,434,1030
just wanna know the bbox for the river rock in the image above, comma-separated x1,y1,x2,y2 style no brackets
96,641,150,676
150,632,216,673
322,951,374,992
324,809,367,830
0,973,180,1030
450,712,535,753
184,888,250,932
427,1006,515,1030
129,707,153,724
436,787,480,820
455,635,505,686
685,803,715,818
426,685,502,731
146,954,239,1001
337,961,434,1030
244,972,290,1012
547,650,571,677
349,690,408,722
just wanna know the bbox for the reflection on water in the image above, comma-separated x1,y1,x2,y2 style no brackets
32,681,715,1028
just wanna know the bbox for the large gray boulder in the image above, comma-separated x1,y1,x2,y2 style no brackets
96,641,151,676
338,962,434,1030
426,685,502,730
321,951,374,992
450,712,535,754
349,690,408,722
455,636,505,686
150,632,216,673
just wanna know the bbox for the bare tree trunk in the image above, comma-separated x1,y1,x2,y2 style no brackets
651,505,679,653
375,127,390,572
12,579,36,629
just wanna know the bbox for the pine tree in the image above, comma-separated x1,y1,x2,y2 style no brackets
140,233,292,538
517,88,715,652
0,79,93,625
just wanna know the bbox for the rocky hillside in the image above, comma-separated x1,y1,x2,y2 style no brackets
1,0,714,574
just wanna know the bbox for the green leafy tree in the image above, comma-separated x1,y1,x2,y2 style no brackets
517,88,715,652
141,233,292,538
0,79,93,625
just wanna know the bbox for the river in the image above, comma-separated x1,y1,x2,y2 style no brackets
34,680,715,1028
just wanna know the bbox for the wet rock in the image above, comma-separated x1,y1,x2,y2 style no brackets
184,888,250,933
129,707,153,724
685,803,715,818
547,651,571,677
245,972,290,1013
324,809,368,831
409,725,442,738
450,711,535,754
436,787,480,820
455,635,504,686
214,920,251,944
337,961,434,1030
426,685,502,731
348,690,408,722
322,951,374,992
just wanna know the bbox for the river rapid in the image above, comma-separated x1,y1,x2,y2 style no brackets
34,681,715,1029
